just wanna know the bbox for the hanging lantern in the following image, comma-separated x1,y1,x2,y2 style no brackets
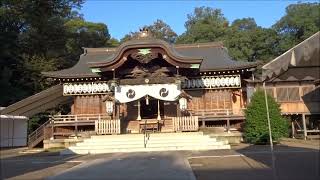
105,100,114,114
145,95,149,105
179,98,187,111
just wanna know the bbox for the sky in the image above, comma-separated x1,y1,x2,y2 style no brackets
80,0,317,40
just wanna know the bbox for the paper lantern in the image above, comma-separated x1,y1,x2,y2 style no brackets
106,100,114,114
179,98,187,111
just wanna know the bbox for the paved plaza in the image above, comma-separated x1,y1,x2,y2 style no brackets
1,140,319,180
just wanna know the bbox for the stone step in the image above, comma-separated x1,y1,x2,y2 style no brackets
83,137,217,143
61,132,230,155
77,140,224,147
62,144,231,155
90,133,205,139
70,143,227,150
93,132,203,137
84,137,215,143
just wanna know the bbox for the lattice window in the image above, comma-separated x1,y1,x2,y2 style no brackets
276,88,288,102
276,87,301,102
287,87,300,101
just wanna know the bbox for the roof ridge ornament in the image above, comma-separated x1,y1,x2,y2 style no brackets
137,27,153,39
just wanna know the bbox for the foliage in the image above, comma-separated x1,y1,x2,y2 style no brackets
244,90,289,144
121,19,177,43
0,0,113,106
273,3,320,53
176,3,319,62
224,19,279,62
176,7,228,43
64,18,111,65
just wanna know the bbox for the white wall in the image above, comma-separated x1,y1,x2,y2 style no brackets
0,118,27,147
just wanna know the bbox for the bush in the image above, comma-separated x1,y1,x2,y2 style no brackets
244,89,289,144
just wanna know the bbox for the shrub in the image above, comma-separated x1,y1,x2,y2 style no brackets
244,89,289,144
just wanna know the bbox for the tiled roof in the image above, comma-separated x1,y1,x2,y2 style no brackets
43,39,258,78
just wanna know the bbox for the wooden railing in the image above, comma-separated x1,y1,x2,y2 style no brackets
172,116,199,132
28,114,114,148
95,119,121,135
189,108,245,117
52,114,111,123
28,119,52,148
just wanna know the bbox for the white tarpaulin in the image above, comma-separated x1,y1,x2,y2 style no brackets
115,84,181,103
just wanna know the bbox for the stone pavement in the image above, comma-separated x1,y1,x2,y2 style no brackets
1,140,319,180
48,152,196,180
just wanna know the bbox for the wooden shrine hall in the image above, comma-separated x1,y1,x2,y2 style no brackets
2,29,259,148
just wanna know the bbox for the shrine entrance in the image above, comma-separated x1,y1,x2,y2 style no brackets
140,98,164,119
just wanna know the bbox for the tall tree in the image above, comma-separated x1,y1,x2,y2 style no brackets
224,18,279,62
0,0,85,106
273,3,320,53
64,18,111,65
176,7,229,43
121,19,177,43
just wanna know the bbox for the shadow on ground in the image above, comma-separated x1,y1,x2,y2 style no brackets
190,143,320,180
0,148,81,179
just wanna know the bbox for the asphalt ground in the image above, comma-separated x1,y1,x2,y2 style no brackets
0,140,319,180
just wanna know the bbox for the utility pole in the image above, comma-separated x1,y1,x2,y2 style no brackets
263,82,277,180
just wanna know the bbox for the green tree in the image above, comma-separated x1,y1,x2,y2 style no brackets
106,38,120,47
64,18,111,65
244,90,289,144
224,18,279,62
0,0,84,106
121,19,177,43
273,3,320,53
176,7,229,43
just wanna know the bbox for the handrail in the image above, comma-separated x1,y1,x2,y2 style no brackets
144,120,147,148
28,118,52,147
143,120,150,148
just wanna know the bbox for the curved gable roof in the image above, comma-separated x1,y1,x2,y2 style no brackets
43,40,258,78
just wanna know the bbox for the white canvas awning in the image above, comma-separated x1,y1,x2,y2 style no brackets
115,84,181,103
262,32,320,81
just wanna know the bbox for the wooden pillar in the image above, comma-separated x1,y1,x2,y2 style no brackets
112,99,116,120
291,118,295,138
51,120,54,140
137,100,141,120
75,115,78,138
302,113,307,140
157,100,161,120
176,102,181,117
227,109,230,133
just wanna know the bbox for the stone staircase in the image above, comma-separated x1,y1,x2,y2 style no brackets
61,132,230,154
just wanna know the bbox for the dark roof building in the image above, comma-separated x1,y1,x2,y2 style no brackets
42,38,258,79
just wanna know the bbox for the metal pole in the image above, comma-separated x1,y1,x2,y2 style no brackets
263,82,277,180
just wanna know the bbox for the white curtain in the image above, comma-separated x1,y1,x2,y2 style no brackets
115,84,181,103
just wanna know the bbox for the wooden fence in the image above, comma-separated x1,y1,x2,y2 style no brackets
95,119,121,135
172,116,199,132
